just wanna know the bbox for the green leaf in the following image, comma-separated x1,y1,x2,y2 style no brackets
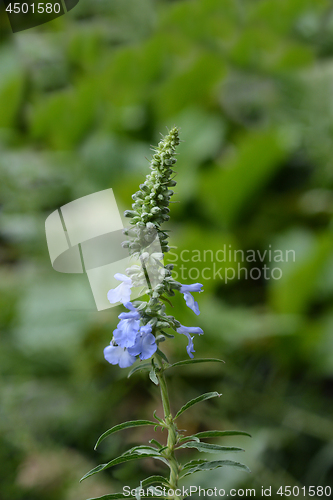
153,410,164,425
149,439,163,449
194,430,252,439
167,358,225,369
94,420,158,449
175,392,221,419
80,463,110,482
156,348,169,363
181,459,251,477
149,366,159,385
160,330,174,339
178,435,200,444
177,442,244,453
80,452,169,482
125,445,160,455
140,475,169,488
182,459,207,470
127,362,151,378
160,296,174,307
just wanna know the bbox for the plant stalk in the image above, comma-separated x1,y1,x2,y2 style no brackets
154,354,182,500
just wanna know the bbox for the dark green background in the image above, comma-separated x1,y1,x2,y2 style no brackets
0,1,333,499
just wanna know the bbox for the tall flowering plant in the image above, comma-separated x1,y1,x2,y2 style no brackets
81,128,250,499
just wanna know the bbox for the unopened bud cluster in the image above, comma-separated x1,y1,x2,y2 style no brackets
124,126,180,254
122,127,182,302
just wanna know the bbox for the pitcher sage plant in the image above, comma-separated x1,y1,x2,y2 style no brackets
81,127,251,500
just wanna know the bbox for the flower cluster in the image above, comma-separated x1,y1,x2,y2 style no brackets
105,276,204,367
104,302,157,368
104,127,205,368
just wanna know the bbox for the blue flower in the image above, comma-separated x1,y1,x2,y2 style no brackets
104,344,137,368
118,301,140,320
180,283,203,315
177,324,204,358
107,274,133,304
128,324,157,360
180,284,204,293
113,302,140,348
185,335,195,358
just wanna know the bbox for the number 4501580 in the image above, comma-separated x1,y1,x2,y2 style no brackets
6,3,61,14
277,486,331,497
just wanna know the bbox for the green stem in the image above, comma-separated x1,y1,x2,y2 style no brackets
154,354,182,500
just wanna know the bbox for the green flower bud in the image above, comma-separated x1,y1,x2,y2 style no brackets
124,210,138,218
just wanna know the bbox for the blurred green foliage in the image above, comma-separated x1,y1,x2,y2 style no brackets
0,0,333,498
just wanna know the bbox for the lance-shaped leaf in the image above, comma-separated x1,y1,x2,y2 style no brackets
177,441,244,453
178,435,200,444
153,410,164,425
149,366,159,385
160,330,174,339
127,362,151,378
156,348,169,363
194,430,252,439
140,475,169,488
181,459,207,470
94,420,158,449
149,438,163,449
80,452,169,482
181,459,251,477
167,358,225,370
125,445,160,455
175,392,221,419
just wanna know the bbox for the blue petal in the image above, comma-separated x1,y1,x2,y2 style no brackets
123,302,137,311
104,345,136,368
104,345,120,365
128,332,157,360
183,291,200,315
140,324,152,335
107,282,132,304
114,273,132,284
177,324,204,336
186,335,195,358
118,310,140,320
180,283,203,293
140,333,157,360
119,302,141,320
176,329,196,358
118,349,137,368
113,318,140,348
